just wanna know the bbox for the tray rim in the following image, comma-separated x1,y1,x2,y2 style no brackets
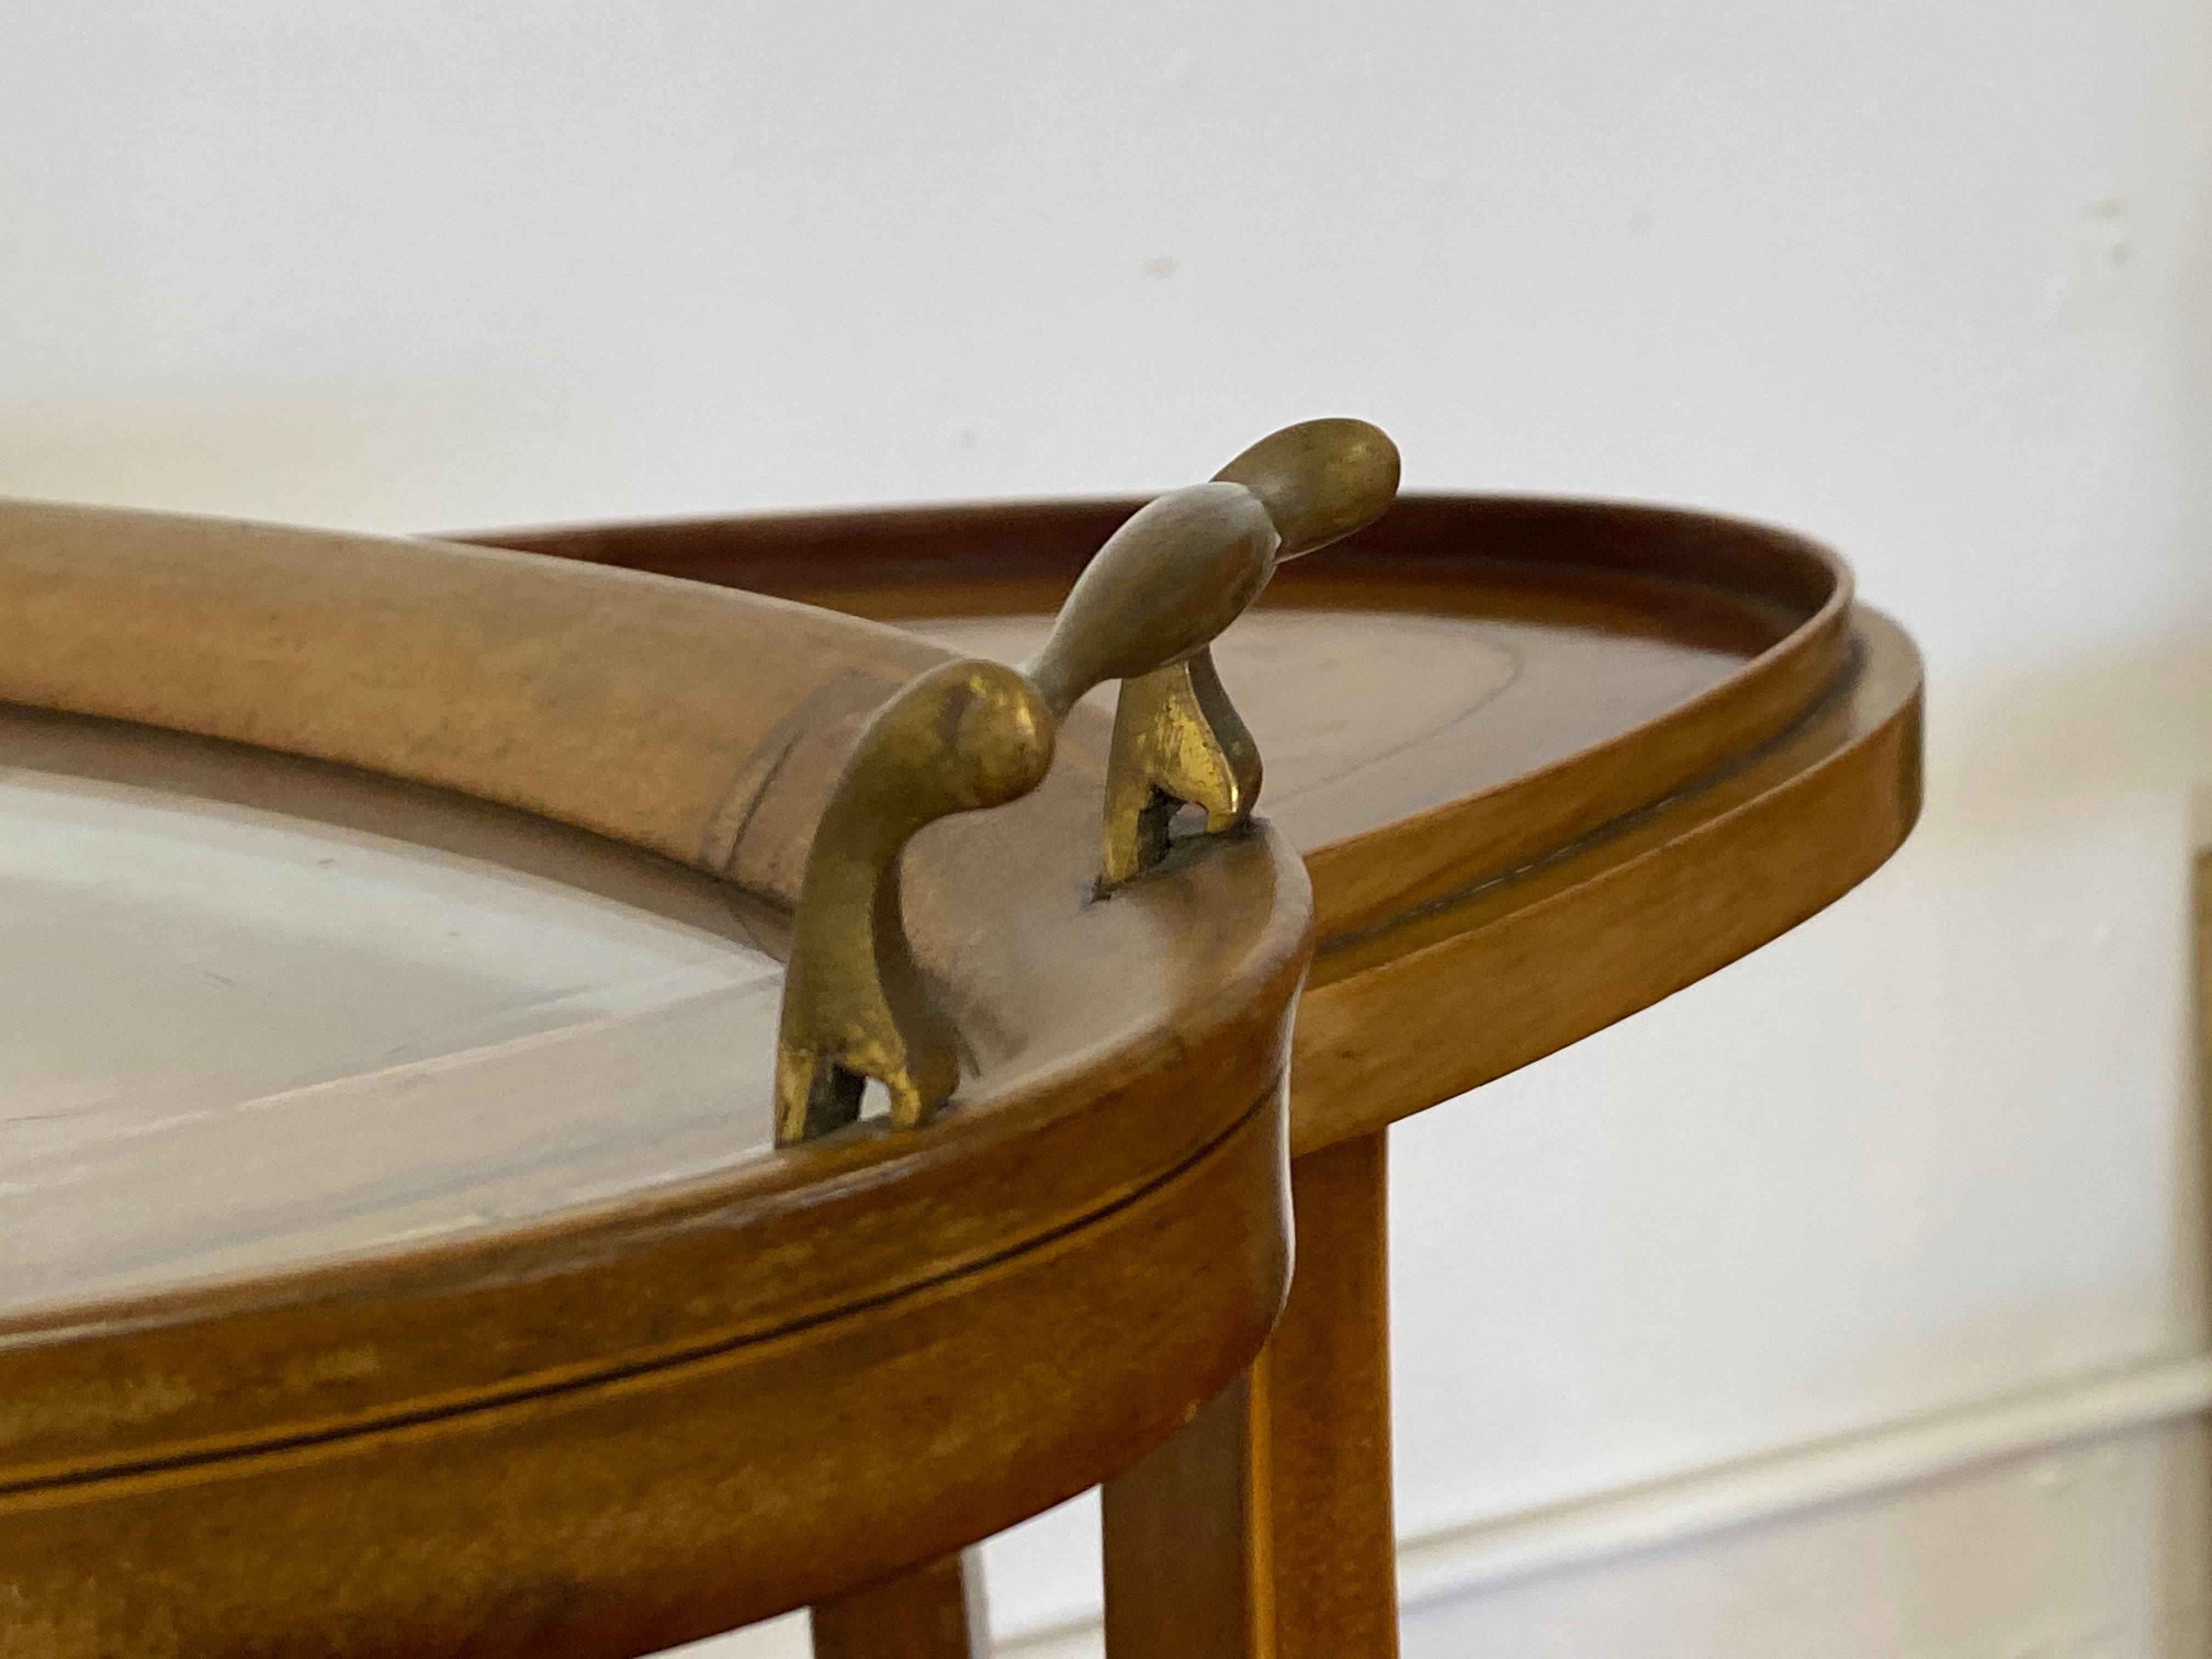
0,498,1311,1503
456,490,1859,945
454,492,1923,1152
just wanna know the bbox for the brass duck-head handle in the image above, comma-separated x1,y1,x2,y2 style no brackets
772,416,1396,1143
774,659,1053,1144
1022,417,1401,724
1090,417,1400,885
1214,415,1401,560
1023,481,1282,721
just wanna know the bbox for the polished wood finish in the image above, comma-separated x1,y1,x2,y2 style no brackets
0,501,1314,1656
11,1104,1286,1655
1099,1131,1396,1659
811,1551,988,1659
1102,1370,1273,1658
465,491,1922,1656
1294,605,1919,1151
465,492,1922,1152
1267,1131,1398,1658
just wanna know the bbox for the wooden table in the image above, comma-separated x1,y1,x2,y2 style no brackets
469,492,1924,1656
0,501,1316,1658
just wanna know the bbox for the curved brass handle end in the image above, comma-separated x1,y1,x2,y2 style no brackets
1099,417,1401,885
1214,416,1401,558
774,658,1054,1144
774,416,1398,1138
1025,482,1280,719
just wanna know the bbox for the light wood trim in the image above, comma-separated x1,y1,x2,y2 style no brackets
0,500,1315,1657
456,502,1921,1159
1267,1131,1397,1657
456,492,1853,946
1102,1368,1275,1657
1099,1131,1397,1659
0,500,940,879
2,1092,1291,1655
1291,607,1919,1152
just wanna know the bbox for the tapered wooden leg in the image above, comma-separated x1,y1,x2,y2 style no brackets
810,1549,989,1658
1267,1130,1397,1658
1101,1129,1396,1658
1101,1367,1275,1656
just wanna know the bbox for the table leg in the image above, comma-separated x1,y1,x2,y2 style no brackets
1101,1367,1274,1656
1101,1128,1397,1658
811,1549,989,1658
1268,1129,1397,1657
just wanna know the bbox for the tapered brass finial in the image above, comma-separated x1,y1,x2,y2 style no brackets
1023,482,1282,720
1214,416,1402,560
774,659,1054,1144
1099,417,1401,885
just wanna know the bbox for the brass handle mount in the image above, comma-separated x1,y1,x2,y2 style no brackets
773,417,1398,1142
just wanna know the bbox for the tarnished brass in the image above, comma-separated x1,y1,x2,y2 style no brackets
1102,418,1401,885
1025,482,1282,720
1214,416,1403,560
1101,646,1261,885
774,658,1054,1143
774,488,1294,1141
775,417,1398,1137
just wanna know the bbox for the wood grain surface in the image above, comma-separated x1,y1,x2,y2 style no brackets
811,1552,988,1659
1099,1130,1397,1659
465,492,1923,1151
464,492,1921,1659
1263,1131,1398,1658
0,500,1315,1656
1101,1368,1273,1658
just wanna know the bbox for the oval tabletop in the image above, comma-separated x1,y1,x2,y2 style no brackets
0,500,1313,1657
466,494,1925,1154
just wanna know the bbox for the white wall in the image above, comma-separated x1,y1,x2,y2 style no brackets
6,4,2211,1652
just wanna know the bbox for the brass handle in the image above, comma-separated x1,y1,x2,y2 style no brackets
1101,418,1400,884
774,659,1053,1144
772,417,1397,1142
1214,416,1402,560
1024,481,1282,719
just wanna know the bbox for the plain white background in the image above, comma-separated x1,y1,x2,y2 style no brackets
6,5,2212,1652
